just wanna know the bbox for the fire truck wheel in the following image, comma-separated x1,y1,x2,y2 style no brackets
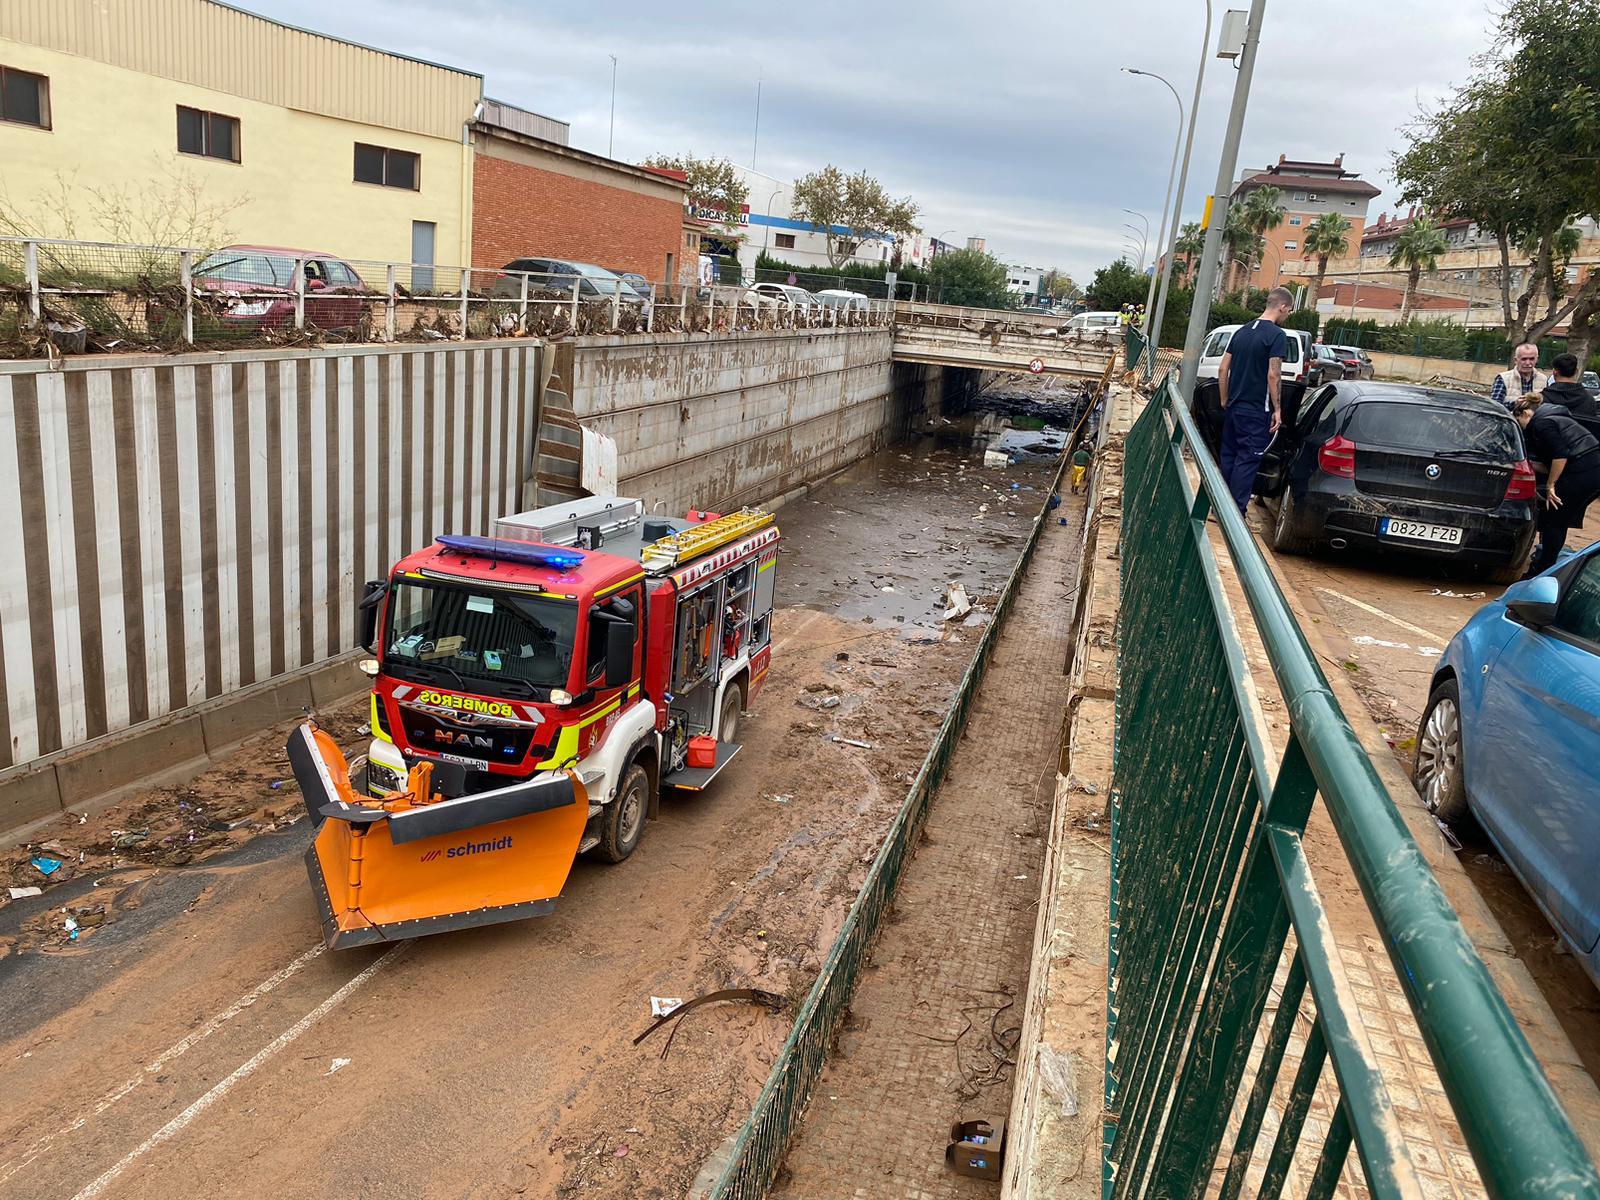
718,685,744,744
597,763,649,863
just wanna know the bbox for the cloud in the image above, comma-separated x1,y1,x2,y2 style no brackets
240,0,1492,283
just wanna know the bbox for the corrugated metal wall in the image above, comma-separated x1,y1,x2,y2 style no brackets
0,342,539,772
0,0,482,141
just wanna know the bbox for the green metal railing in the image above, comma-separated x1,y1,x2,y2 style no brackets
1105,374,1598,1198
706,363,1111,1198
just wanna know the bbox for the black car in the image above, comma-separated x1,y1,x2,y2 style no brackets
1328,344,1376,381
1309,343,1346,385
1255,382,1536,581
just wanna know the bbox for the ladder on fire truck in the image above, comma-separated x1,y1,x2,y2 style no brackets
641,508,774,574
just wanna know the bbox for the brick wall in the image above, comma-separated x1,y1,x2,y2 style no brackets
472,154,684,282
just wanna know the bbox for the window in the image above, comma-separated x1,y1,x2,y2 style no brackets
324,260,360,287
0,65,49,129
1288,216,1302,227
176,105,239,161
774,232,796,250
354,142,420,190
1293,192,1307,202
1554,555,1600,645
1283,241,1297,250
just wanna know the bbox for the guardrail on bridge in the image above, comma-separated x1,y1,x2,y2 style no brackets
1107,374,1597,1197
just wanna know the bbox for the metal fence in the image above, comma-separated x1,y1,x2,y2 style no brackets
705,362,1112,1198
1106,373,1597,1198
0,236,893,358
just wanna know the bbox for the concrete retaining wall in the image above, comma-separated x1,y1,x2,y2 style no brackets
570,328,934,514
0,340,541,832
1368,351,1500,387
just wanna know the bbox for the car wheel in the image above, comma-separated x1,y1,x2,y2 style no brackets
718,683,744,744
1271,486,1316,555
1414,680,1469,824
596,763,649,863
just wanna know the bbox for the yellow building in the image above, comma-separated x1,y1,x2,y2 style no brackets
0,0,483,269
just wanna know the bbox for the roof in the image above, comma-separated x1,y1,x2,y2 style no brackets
392,539,639,598
1236,172,1381,198
1339,381,1509,416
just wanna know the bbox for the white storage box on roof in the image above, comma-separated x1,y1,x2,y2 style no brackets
493,497,644,548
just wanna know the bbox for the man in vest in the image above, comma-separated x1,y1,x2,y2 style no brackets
1490,343,1547,410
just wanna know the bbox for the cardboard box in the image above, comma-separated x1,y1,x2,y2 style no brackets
946,1117,1005,1180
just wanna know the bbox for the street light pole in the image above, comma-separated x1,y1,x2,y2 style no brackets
1144,1,1212,380
607,55,618,158
1179,0,1268,400
1122,210,1149,272
1122,67,1184,347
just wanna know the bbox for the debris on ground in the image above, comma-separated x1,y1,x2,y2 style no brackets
830,735,873,749
943,581,972,622
650,997,684,1018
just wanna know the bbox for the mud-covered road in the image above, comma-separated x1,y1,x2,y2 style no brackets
0,384,1076,1200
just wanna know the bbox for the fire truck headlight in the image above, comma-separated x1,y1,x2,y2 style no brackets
367,759,404,796
549,688,573,706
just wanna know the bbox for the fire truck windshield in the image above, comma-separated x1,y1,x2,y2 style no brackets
383,579,577,696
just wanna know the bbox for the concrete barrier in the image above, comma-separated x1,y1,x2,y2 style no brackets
1366,350,1500,387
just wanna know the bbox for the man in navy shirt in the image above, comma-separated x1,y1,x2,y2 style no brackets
1217,287,1293,515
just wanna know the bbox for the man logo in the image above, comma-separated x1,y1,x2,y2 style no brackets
420,849,442,863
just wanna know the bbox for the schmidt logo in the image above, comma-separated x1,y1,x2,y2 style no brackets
419,835,514,863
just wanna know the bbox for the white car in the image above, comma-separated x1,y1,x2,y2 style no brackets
747,282,818,312
1197,324,1311,386
1065,311,1123,336
814,289,871,314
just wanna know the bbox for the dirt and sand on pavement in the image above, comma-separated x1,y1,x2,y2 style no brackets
0,383,1076,1200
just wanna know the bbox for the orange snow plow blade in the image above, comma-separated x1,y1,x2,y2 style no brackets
289,723,588,949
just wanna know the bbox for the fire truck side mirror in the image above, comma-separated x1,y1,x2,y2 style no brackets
358,579,387,653
603,619,635,690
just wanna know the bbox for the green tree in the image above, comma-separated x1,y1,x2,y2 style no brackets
642,153,749,224
1084,258,1147,311
1237,186,1286,286
1038,268,1078,304
1302,212,1351,310
1393,0,1600,343
928,248,1014,308
1389,216,1450,324
1172,221,1205,286
1220,204,1261,294
789,166,920,268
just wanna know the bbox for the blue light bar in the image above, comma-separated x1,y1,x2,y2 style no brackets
435,534,584,571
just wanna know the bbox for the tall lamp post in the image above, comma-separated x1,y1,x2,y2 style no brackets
1122,211,1150,272
1121,68,1183,346
1179,0,1268,400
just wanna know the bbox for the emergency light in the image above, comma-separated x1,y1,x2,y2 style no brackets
435,534,585,571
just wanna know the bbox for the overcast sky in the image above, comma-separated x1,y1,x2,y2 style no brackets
244,0,1489,283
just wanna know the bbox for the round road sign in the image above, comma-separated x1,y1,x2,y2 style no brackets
1028,357,1045,374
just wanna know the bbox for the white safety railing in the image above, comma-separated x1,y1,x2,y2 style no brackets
0,236,894,355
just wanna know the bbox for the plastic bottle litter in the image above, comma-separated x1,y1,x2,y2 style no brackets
63,916,79,941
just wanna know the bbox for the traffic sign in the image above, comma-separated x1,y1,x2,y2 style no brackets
1028,358,1044,374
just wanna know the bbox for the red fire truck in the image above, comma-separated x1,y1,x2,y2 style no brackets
291,496,779,947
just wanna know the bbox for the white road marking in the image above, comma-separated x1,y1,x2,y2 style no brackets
0,943,328,1186
1315,587,1449,644
69,944,406,1200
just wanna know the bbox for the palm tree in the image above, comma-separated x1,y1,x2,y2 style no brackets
1173,221,1205,286
1241,186,1287,286
1302,213,1351,309
1389,215,1449,324
1221,204,1260,293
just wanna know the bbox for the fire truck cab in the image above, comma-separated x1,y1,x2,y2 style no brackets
357,496,778,865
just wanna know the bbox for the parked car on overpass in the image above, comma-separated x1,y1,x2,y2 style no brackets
747,282,818,312
148,245,368,334
1328,344,1377,380
490,258,647,301
1064,311,1121,336
813,289,871,315
1416,538,1600,984
1253,381,1536,580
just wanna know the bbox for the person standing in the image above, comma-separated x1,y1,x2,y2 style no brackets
1538,352,1599,419
1217,288,1294,515
1070,443,1092,493
1490,343,1548,410
1513,395,1600,575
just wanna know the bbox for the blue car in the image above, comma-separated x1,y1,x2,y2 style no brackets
1415,540,1600,982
